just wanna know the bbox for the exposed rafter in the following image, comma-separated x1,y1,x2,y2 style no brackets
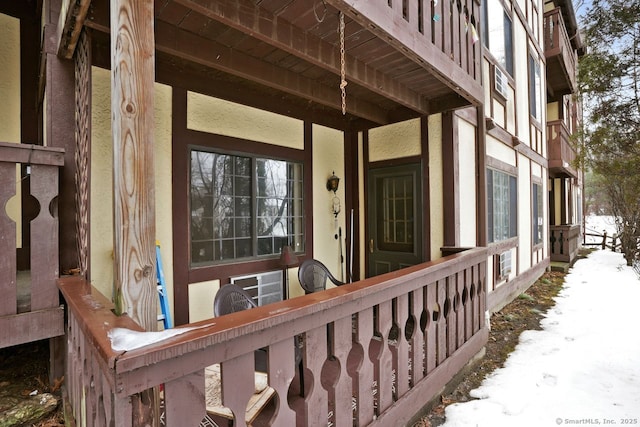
173,0,429,115
57,0,92,59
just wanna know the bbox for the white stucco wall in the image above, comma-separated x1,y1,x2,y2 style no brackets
513,19,531,147
90,67,174,324
486,134,516,166
312,124,346,288
429,114,444,261
518,154,532,271
458,117,477,247
368,118,421,162
187,92,303,150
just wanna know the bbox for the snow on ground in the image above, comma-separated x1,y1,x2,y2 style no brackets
442,249,640,427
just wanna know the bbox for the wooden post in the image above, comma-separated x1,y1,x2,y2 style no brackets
111,1,157,425
111,0,157,330
602,231,607,250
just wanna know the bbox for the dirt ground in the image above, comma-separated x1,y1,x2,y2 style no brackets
412,266,569,427
0,339,64,427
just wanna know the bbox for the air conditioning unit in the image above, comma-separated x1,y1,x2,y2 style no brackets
499,250,512,278
231,270,283,306
494,66,509,99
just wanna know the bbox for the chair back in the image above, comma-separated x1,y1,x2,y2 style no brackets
297,259,344,294
214,284,258,316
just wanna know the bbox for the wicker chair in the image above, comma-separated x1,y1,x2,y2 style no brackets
297,259,345,294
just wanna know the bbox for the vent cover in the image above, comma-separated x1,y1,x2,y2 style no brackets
231,270,283,306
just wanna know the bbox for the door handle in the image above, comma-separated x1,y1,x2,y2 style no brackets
369,239,374,253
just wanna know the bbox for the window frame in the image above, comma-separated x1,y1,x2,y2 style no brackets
482,0,514,77
532,181,543,246
189,147,305,267
487,168,518,243
528,53,542,122
179,130,312,285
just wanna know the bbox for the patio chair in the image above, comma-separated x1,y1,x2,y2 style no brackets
298,259,345,294
214,283,257,316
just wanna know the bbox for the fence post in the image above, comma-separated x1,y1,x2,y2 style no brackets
612,233,617,252
602,231,607,250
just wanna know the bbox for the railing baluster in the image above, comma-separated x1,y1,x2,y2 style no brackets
456,271,465,349
395,293,410,398
165,370,206,426
375,300,394,413
446,276,458,356
353,309,375,425
464,268,473,341
0,162,17,316
436,279,447,364
266,338,296,425
331,315,353,426
220,353,255,427
302,325,329,425
425,282,437,374
29,164,59,311
409,287,425,384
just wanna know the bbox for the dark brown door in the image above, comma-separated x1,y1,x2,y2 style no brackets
367,163,423,277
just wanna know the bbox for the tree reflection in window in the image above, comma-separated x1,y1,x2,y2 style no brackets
190,149,304,266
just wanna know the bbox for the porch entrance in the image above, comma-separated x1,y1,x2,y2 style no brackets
367,163,423,277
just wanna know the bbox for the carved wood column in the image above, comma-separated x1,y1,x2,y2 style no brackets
110,0,157,331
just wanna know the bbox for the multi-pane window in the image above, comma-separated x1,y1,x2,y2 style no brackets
529,54,542,120
532,183,543,244
483,0,514,76
379,175,414,252
487,169,517,243
190,149,304,266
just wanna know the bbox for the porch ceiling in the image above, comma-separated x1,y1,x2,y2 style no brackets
84,0,473,130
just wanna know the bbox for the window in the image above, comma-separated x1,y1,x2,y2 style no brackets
529,54,542,120
189,149,304,266
483,0,514,76
532,183,543,244
487,169,517,243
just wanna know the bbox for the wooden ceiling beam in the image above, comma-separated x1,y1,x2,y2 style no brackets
174,0,429,115
57,0,92,59
153,21,390,125
85,8,391,125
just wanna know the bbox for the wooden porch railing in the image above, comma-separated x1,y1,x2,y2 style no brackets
0,142,65,349
550,224,581,263
547,119,577,178
328,0,483,103
544,7,578,94
59,247,488,427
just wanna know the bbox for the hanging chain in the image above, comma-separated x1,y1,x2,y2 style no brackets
339,11,347,115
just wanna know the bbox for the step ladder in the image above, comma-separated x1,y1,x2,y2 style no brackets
156,242,173,329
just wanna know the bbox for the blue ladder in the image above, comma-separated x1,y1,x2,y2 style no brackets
156,242,173,329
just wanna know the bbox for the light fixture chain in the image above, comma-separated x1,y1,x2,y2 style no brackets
339,11,347,115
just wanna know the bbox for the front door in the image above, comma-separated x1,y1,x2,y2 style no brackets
367,163,423,277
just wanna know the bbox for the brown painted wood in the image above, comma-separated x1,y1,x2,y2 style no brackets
456,271,465,349
420,116,431,262
331,315,353,426
372,327,488,427
446,276,457,357
174,0,429,115
375,299,393,414
0,307,64,348
164,371,206,426
442,111,460,247
29,164,59,311
110,0,157,330
0,162,17,317
436,279,447,365
302,325,328,425
220,353,254,427
425,278,437,374
410,287,425,384
266,339,297,425
395,293,410,397
353,308,375,425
